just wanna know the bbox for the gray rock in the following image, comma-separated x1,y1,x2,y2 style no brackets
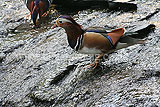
0,53,5,63
0,28,8,38
0,0,160,107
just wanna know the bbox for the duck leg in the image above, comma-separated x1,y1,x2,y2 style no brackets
25,12,31,19
88,53,104,69
42,12,48,17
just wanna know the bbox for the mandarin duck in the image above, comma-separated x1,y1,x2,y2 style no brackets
52,15,145,68
24,0,52,27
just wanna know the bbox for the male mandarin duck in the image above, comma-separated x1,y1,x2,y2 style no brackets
52,15,145,68
24,0,52,27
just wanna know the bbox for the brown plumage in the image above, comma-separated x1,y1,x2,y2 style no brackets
52,15,145,69
81,32,113,53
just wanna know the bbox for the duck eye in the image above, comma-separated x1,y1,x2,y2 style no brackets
59,20,63,24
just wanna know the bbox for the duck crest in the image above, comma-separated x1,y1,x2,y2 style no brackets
59,15,82,29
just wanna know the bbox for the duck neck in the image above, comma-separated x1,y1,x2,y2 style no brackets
64,25,84,49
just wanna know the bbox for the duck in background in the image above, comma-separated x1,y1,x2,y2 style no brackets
52,15,146,69
24,0,53,28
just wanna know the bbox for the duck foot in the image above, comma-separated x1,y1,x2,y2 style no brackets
33,25,40,29
85,53,104,69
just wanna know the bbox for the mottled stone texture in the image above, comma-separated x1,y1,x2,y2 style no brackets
0,0,160,107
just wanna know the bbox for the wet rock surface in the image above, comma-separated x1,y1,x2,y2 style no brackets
0,0,160,107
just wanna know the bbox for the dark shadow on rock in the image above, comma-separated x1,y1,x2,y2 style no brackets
0,53,6,63
139,8,160,21
132,70,160,85
52,0,137,14
50,65,77,85
29,93,55,107
108,1,137,11
3,43,24,54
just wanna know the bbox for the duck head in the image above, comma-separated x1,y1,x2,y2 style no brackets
52,15,83,30
52,15,84,37
52,15,85,49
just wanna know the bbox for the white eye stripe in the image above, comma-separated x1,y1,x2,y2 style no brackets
58,18,73,24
